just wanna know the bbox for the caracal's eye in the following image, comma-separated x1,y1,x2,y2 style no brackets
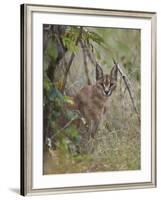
110,83,114,87
100,82,104,88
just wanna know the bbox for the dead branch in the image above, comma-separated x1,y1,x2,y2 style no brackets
83,43,97,65
115,62,140,123
80,40,91,85
55,116,78,136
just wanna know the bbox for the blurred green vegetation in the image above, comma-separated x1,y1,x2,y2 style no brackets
43,25,140,174
93,28,140,80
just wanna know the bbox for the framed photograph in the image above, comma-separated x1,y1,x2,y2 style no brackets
20,4,157,196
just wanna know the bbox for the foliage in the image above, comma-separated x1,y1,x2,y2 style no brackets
43,24,141,174
43,79,80,153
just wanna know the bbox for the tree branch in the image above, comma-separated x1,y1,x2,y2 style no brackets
80,40,91,85
83,43,97,66
115,62,140,123
61,27,83,92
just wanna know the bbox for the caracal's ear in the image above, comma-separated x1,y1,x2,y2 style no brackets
110,64,118,81
96,63,104,81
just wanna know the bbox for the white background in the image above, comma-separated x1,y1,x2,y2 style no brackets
0,0,160,199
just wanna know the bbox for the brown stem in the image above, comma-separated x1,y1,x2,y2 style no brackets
80,40,91,85
84,43,96,65
61,27,83,92
116,62,140,123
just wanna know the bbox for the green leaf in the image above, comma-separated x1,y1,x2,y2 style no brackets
51,110,61,120
62,36,79,53
65,125,79,139
65,110,76,120
59,138,69,152
49,88,64,102
44,75,52,92
88,31,104,45
46,38,58,61
64,96,74,105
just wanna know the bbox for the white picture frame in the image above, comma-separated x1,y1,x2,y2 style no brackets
20,4,157,196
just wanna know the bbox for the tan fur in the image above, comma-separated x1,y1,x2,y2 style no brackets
73,64,118,138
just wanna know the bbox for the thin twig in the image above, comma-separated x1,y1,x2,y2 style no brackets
62,27,83,92
80,40,91,85
55,116,78,136
115,62,140,123
84,43,97,65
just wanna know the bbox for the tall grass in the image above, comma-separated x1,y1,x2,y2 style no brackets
43,26,141,174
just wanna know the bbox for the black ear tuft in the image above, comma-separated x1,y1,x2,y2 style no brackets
96,63,104,80
110,64,118,81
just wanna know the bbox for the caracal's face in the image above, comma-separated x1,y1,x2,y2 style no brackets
97,74,117,96
96,63,117,97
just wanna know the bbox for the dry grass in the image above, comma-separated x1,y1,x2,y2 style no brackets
43,26,141,175
43,79,140,174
